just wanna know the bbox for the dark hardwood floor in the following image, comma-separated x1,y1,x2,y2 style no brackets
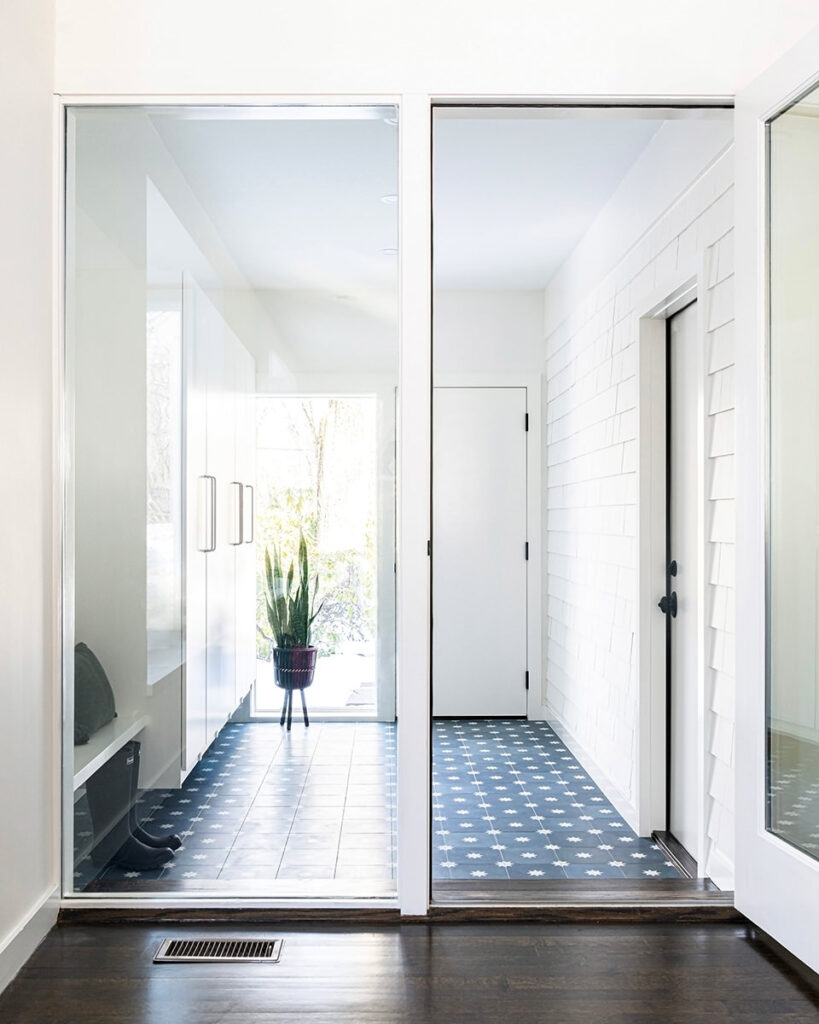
1,921,817,1023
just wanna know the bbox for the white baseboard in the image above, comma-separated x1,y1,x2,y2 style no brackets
0,885,59,996
545,706,640,834
526,701,549,723
705,847,735,892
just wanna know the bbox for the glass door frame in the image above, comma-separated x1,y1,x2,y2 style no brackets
734,23,819,973
57,93,433,915
58,91,755,920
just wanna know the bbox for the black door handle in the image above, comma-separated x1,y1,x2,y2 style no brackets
658,592,678,617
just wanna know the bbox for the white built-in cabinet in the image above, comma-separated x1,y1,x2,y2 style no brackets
183,277,256,778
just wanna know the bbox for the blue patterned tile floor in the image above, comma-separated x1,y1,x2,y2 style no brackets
73,718,680,890
432,719,681,881
73,721,396,889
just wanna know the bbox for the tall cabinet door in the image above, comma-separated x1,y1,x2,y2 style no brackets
182,279,209,776
235,346,257,706
735,22,819,973
205,312,236,741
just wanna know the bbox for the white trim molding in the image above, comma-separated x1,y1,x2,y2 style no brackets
0,886,59,996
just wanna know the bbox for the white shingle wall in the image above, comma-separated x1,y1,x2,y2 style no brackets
703,227,736,888
542,149,735,885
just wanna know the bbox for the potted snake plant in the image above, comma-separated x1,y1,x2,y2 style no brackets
264,532,324,727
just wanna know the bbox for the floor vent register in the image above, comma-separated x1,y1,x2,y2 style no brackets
154,938,283,963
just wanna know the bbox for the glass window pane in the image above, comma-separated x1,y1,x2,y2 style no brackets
768,83,819,860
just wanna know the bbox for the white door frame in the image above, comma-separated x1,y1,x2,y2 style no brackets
433,373,543,721
636,274,709,867
735,25,819,972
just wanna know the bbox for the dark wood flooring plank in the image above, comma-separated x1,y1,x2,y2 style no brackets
0,923,817,1024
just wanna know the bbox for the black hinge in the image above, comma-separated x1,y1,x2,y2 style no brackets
525,412,529,431
525,671,530,691
427,539,431,557
525,541,529,560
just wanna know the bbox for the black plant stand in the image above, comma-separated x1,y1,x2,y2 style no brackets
279,686,309,730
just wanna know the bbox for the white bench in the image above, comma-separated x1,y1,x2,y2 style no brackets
73,711,150,791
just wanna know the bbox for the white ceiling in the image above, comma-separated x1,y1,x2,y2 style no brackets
151,108,736,296
150,110,400,294
144,106,732,370
433,115,665,290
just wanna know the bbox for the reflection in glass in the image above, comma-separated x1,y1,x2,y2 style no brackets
768,82,819,860
146,298,183,685
66,106,398,897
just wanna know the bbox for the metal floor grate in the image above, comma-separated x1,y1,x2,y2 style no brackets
154,938,283,963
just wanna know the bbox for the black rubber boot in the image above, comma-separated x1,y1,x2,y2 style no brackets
131,823,183,851
110,835,175,870
85,742,140,866
127,741,182,850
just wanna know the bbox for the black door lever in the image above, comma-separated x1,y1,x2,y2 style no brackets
658,592,678,617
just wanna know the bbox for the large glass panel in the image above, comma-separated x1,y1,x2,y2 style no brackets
768,84,819,861
431,107,732,898
65,106,398,897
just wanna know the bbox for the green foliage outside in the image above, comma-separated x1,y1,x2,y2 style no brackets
264,532,324,649
255,398,377,660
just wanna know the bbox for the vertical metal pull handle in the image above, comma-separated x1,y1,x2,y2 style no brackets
197,476,208,552
208,475,217,552
229,482,243,545
198,475,217,553
244,485,254,544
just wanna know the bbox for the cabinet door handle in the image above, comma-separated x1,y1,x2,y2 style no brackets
209,475,217,552
198,475,217,552
244,485,254,544
229,481,243,545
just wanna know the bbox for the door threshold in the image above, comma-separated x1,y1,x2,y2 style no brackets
652,830,697,879
430,878,738,922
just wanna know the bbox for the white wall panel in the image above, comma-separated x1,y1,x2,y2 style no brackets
0,0,58,995
54,1,819,98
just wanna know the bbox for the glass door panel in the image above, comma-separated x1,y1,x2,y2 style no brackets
734,25,819,974
768,82,819,861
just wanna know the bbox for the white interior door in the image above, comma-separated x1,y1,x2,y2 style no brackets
735,23,819,973
669,302,699,862
432,386,527,717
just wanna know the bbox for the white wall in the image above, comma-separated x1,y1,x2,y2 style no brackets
434,290,544,374
54,1,819,97
0,0,58,994
542,120,736,885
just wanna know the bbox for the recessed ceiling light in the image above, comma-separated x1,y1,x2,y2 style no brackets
379,247,398,256
380,194,398,205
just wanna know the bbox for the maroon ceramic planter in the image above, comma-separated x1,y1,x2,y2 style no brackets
273,646,317,690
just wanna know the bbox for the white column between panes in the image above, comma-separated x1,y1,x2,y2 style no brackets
396,94,431,916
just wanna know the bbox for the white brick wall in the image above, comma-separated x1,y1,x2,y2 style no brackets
542,147,736,885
